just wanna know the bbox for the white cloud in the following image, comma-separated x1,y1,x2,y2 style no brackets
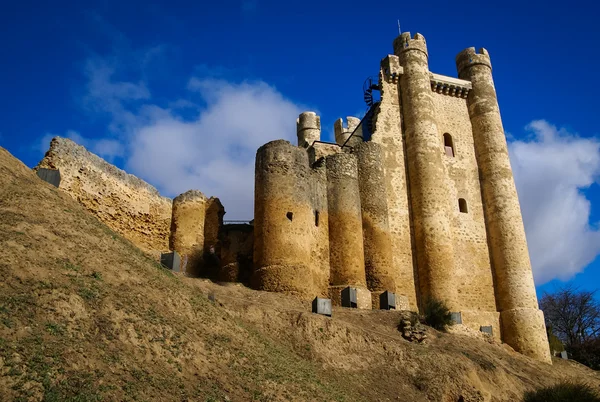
126,78,302,219
509,120,600,284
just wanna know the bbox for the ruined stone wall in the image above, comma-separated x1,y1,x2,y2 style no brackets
36,137,172,254
432,92,498,317
370,55,417,311
219,223,254,284
170,190,206,275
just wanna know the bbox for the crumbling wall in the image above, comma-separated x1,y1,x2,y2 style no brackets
36,137,172,254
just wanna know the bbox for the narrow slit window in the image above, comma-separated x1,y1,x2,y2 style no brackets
444,133,455,157
286,212,293,221
459,198,468,213
315,210,320,227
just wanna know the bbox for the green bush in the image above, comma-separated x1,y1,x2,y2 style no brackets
422,298,453,331
523,382,600,402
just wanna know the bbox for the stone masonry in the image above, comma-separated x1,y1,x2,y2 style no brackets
252,32,551,363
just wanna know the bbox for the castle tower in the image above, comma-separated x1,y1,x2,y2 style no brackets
334,117,363,147
355,142,396,308
456,48,551,363
395,32,458,309
253,140,316,297
326,152,371,308
297,112,321,148
169,190,207,276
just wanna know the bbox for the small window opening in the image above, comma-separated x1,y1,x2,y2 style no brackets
315,210,320,227
459,198,468,213
286,212,293,221
444,133,455,157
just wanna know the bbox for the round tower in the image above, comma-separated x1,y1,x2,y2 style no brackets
326,152,371,308
394,32,458,309
334,117,363,147
253,140,315,297
169,190,207,276
456,47,551,363
297,112,321,148
354,142,396,308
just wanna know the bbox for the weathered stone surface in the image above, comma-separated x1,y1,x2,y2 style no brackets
36,137,172,254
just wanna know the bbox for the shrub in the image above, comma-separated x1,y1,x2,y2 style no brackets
422,298,453,331
523,382,600,402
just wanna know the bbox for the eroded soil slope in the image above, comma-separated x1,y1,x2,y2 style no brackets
0,146,599,402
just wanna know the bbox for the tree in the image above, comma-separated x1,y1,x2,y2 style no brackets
540,285,600,347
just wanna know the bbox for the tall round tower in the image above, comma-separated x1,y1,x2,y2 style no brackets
253,140,315,297
326,152,371,308
297,112,321,148
456,48,551,363
394,32,457,309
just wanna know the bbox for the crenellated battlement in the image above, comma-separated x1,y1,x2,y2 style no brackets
430,73,472,98
334,116,362,146
393,32,428,58
456,47,492,76
297,111,321,148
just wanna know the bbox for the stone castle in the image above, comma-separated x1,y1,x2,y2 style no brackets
36,31,551,363
252,32,550,363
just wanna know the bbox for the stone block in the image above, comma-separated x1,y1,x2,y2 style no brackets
36,168,61,188
160,251,181,272
341,287,357,308
480,325,493,336
379,291,396,310
560,350,568,360
451,312,463,325
312,297,332,317
329,286,372,310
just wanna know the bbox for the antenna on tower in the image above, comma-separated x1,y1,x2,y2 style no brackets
397,20,401,35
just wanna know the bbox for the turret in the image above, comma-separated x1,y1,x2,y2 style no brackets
395,32,458,310
253,140,316,297
297,112,321,148
169,190,207,276
334,117,363,147
456,47,551,363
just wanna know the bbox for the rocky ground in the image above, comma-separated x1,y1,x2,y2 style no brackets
0,146,599,401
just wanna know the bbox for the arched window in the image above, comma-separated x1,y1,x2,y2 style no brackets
315,210,320,227
459,198,468,213
444,133,455,157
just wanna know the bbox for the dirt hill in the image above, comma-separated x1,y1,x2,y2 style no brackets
0,146,599,402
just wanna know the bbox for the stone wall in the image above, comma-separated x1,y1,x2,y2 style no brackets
36,137,172,255
432,92,498,320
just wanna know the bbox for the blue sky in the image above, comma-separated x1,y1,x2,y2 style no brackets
1,0,599,295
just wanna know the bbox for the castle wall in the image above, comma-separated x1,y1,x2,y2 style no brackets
36,137,172,255
370,55,417,311
253,140,317,298
432,92,498,317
